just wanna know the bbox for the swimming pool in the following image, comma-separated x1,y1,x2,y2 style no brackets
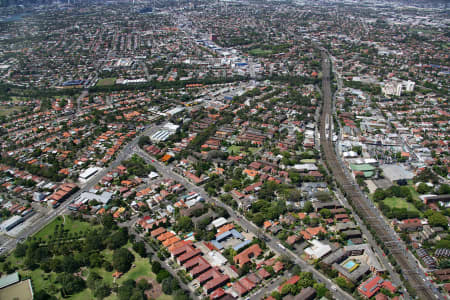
343,260,357,270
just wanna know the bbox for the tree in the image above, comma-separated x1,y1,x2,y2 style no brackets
101,214,116,229
335,277,354,292
151,261,161,273
118,284,134,300
287,189,302,202
34,290,57,300
173,289,190,300
89,253,103,268
85,230,104,251
132,241,147,258
87,272,102,290
174,216,193,233
270,291,282,300
417,183,431,194
156,270,171,283
63,255,80,273
94,283,111,299
108,228,129,250
252,213,265,227
57,273,86,296
137,278,151,291
439,259,450,269
113,248,135,273
138,135,150,147
14,243,27,258
162,277,178,295
438,184,450,195
281,283,293,296
313,283,328,298
303,201,313,213
319,208,331,219
428,212,448,229
298,272,314,288
373,188,386,201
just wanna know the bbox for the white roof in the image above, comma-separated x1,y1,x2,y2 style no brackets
79,167,100,179
207,251,228,266
304,240,332,259
292,164,318,171
148,172,159,179
0,215,23,231
76,191,112,205
212,217,228,228
163,122,180,132
343,151,358,158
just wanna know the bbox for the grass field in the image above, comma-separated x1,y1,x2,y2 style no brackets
228,145,243,154
33,216,95,240
248,147,260,154
117,252,156,284
0,105,22,116
8,217,174,300
19,269,60,296
97,78,117,86
249,48,274,56
228,145,260,155
383,197,421,213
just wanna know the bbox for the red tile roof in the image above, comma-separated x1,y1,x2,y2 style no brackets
233,244,262,267
358,276,396,298
278,275,300,292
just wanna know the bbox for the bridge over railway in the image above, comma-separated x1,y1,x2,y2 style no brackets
319,52,439,300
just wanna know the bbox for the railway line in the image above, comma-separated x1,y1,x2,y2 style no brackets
318,52,438,300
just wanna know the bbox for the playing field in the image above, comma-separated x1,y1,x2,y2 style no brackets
96,78,116,86
249,48,274,56
0,105,22,116
33,216,95,240
383,197,420,213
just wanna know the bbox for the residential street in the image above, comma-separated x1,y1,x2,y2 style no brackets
136,148,353,300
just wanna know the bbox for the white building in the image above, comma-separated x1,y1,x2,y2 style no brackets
304,240,332,260
382,80,415,97
79,166,101,182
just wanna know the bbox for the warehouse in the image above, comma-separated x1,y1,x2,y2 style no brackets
0,216,24,232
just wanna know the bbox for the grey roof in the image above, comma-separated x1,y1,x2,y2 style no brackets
342,229,362,237
312,200,341,211
77,191,113,205
298,287,316,299
381,164,414,182
335,221,357,232
215,229,243,242
344,243,385,272
322,248,347,265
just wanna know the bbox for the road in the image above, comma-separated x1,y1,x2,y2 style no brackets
250,274,289,300
0,126,158,254
136,148,353,300
76,90,89,112
318,51,441,300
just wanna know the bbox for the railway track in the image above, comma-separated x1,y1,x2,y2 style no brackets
319,52,437,300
